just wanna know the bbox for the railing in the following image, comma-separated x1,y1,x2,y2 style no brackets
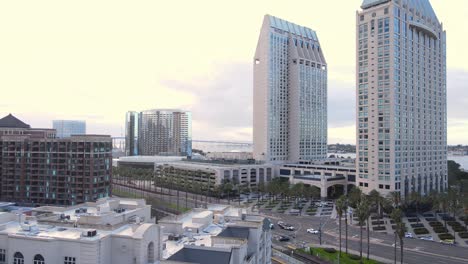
272,249,305,264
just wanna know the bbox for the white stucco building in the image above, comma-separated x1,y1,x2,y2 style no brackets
160,205,272,264
0,198,162,264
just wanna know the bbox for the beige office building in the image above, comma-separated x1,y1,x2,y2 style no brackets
253,15,328,163
356,0,447,197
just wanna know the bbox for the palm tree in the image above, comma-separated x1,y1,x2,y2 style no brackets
348,187,362,208
463,195,468,228
439,192,449,228
409,191,422,224
223,182,233,204
335,195,347,261
369,190,383,217
356,195,370,263
344,196,349,254
388,191,401,209
391,208,405,264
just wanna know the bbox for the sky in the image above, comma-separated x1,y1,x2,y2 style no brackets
0,0,467,144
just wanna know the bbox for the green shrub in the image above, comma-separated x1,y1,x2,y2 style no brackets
323,248,336,254
453,226,467,232
448,221,461,227
438,233,455,240
414,228,430,235
459,232,468,239
429,221,443,227
433,227,448,233
349,254,362,260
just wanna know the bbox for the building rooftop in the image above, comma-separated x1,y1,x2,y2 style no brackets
217,226,250,240
160,205,266,261
118,156,185,163
0,197,154,243
361,0,439,24
167,246,232,264
159,160,271,170
267,14,318,41
0,114,30,129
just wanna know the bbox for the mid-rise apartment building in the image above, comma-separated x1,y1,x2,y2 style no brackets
356,0,447,197
0,198,162,264
253,15,328,163
0,114,112,206
125,109,192,157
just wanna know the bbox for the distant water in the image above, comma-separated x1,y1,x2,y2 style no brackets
448,156,468,170
328,153,468,170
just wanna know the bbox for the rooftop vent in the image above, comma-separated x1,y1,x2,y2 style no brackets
82,229,97,237
75,208,88,214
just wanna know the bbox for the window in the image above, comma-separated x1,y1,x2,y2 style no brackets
0,249,5,262
147,242,155,263
33,255,45,264
13,252,24,264
64,257,76,264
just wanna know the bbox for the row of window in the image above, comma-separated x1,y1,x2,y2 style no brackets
0,252,76,264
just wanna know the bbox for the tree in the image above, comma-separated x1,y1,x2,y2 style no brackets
463,195,468,228
335,195,347,261
356,195,370,263
448,188,461,218
348,187,362,208
223,182,233,204
409,191,422,224
439,192,449,228
391,208,405,264
257,182,266,203
369,190,385,228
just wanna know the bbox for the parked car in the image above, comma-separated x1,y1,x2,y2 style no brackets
306,228,320,234
440,239,455,245
277,235,290,242
419,236,434,241
277,221,294,230
277,221,285,229
405,232,414,238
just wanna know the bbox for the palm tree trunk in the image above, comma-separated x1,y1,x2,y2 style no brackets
177,188,180,211
360,224,363,264
367,216,370,260
345,217,348,254
339,215,342,262
400,238,404,264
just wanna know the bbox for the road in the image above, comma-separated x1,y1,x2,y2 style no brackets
264,211,468,264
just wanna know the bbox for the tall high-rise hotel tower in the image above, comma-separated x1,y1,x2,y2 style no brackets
356,0,447,197
253,15,327,163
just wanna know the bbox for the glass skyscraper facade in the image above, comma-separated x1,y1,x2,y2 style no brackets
356,0,447,197
125,109,192,157
125,111,140,156
253,15,328,163
52,120,86,138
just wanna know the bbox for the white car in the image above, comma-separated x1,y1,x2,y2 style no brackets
419,236,434,241
307,228,320,234
405,232,413,238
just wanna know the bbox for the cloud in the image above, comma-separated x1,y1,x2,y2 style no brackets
160,62,253,141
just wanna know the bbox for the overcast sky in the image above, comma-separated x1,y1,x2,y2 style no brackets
0,0,467,144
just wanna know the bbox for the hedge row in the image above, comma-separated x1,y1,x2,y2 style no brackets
438,233,455,240
433,227,449,233
413,228,430,235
